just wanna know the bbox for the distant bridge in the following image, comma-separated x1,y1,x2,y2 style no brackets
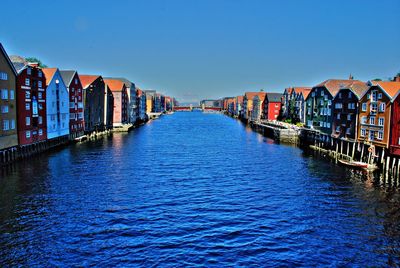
173,106,222,112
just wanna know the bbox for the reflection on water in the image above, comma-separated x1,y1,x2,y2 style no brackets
1,112,400,266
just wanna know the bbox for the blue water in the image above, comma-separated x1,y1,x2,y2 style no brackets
1,112,400,267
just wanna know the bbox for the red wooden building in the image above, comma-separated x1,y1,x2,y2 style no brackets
13,63,47,145
60,70,84,139
389,77,400,156
262,93,283,120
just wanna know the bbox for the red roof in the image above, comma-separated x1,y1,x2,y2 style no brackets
373,81,400,98
294,87,312,99
42,68,57,86
315,79,362,96
79,75,101,88
244,92,267,101
104,78,125,92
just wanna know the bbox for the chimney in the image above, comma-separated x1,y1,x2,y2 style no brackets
349,74,354,80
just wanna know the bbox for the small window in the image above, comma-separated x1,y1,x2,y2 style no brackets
2,120,9,130
38,81,42,88
11,119,15,129
26,131,31,138
75,78,78,85
39,129,43,136
362,103,367,112
26,103,30,110
1,89,8,100
348,92,352,98
38,71,42,78
321,91,324,96
337,113,340,120
27,68,31,75
25,91,30,99
38,116,43,124
1,105,9,113
347,114,351,121
370,116,376,125
361,128,366,137
362,116,367,124
378,118,384,126
38,92,42,99
10,90,14,100
26,117,30,126
379,103,385,112
378,131,383,140
25,78,30,86
378,93,382,99
0,72,8,80
39,104,43,110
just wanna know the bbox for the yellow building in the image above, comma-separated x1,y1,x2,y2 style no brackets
0,43,18,150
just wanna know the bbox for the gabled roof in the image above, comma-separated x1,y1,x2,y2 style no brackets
295,87,312,99
59,70,77,87
104,77,134,88
236,96,244,103
336,81,369,99
0,43,18,76
266,92,283,102
314,79,361,97
79,75,101,88
42,68,58,86
373,81,400,99
104,78,125,92
244,92,266,101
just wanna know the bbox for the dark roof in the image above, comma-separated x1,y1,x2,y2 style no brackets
104,77,135,88
0,44,18,76
266,93,283,102
60,70,76,86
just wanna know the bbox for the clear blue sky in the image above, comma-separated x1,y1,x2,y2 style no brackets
2,0,399,103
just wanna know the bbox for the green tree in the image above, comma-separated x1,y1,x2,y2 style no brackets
25,57,48,68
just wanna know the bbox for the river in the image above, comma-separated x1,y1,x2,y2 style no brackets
1,112,400,266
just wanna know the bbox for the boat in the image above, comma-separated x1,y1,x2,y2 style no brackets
338,159,377,171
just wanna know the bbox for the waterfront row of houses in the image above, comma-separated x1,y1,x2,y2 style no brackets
220,74,400,157
0,43,176,155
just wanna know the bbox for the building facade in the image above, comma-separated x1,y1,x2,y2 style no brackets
331,82,368,140
105,84,114,129
262,93,282,120
60,70,84,139
136,88,147,122
0,43,18,150
104,79,128,126
251,94,266,122
357,81,400,148
390,79,400,156
13,61,48,145
294,88,312,124
42,68,69,140
79,75,106,133
306,79,357,135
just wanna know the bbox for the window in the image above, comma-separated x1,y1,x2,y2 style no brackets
328,100,332,105
26,117,30,126
75,78,78,85
10,90,14,100
361,128,366,137
38,116,43,124
10,119,15,129
370,116,376,125
38,92,42,99
327,122,331,128
378,118,384,126
362,116,367,124
346,128,351,135
378,131,383,140
378,93,382,99
70,113,75,119
327,109,331,116
25,91,30,99
26,131,31,138
348,92,352,98
62,114,66,120
339,93,342,99
27,68,31,75
0,72,8,80
369,130,375,141
1,105,9,113
39,129,43,136
1,89,8,99
379,103,385,112
321,91,324,96
370,103,377,113
372,90,378,102
38,71,42,78
70,102,74,108
78,88,81,93
2,120,9,130
38,81,42,88
25,78,30,86
39,103,43,110
26,103,30,110
311,92,315,97
337,113,340,120
347,114,351,121
362,103,367,111
51,115,56,121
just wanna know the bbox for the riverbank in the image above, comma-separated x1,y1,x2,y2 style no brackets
229,113,400,179
0,115,166,166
